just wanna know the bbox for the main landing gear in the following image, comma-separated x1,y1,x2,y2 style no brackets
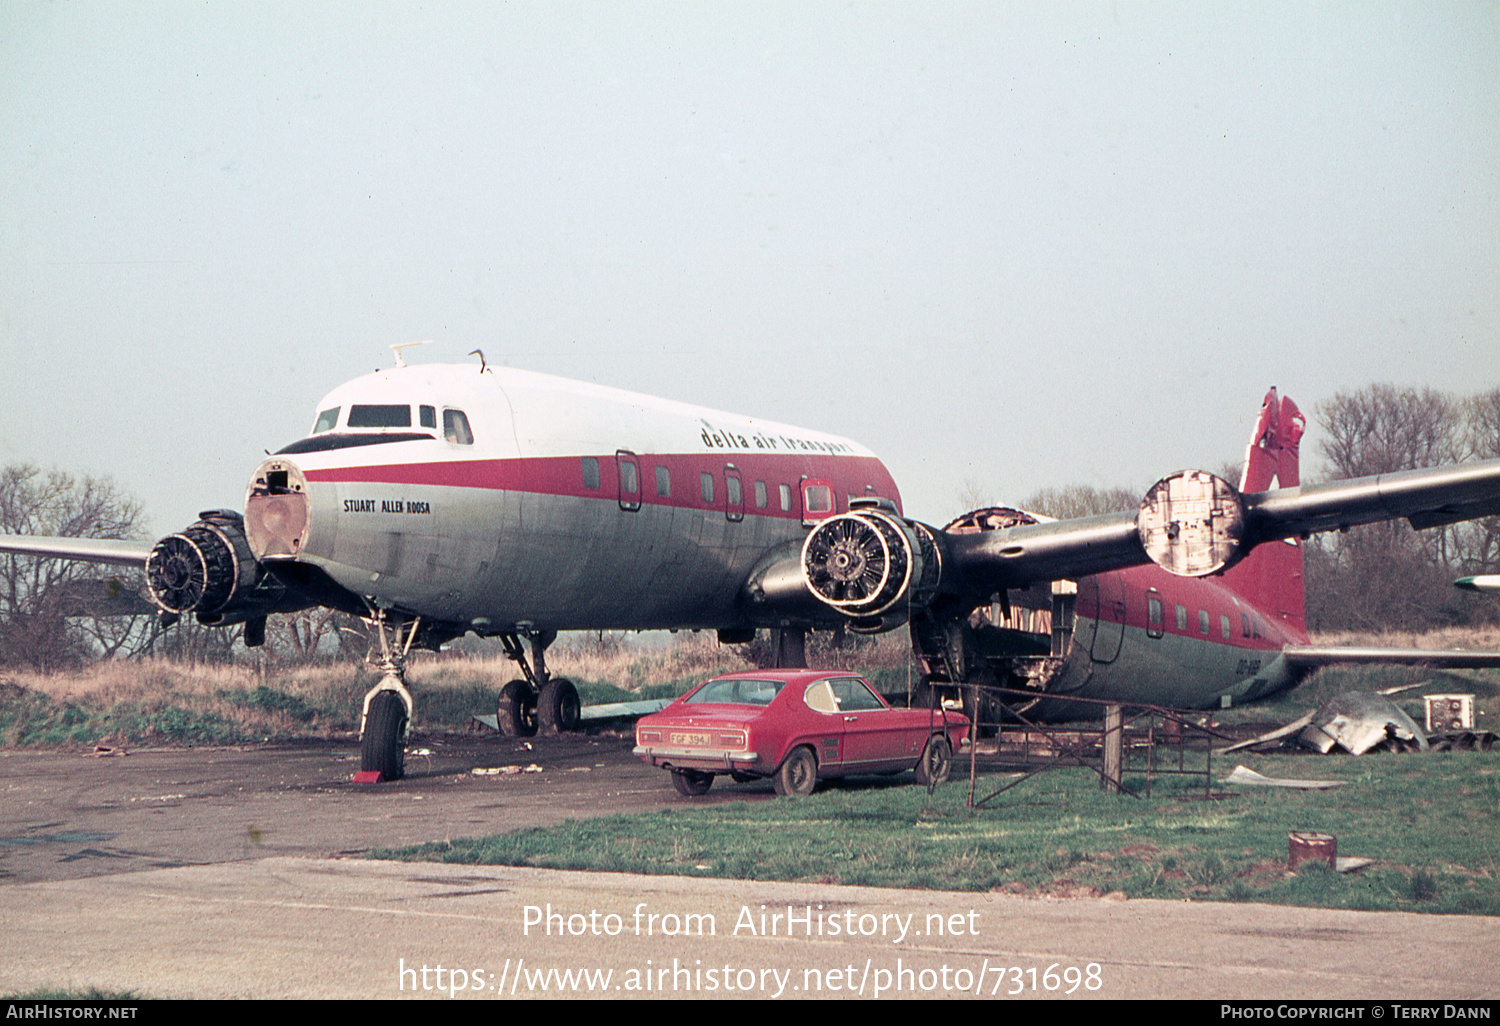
494,630,580,738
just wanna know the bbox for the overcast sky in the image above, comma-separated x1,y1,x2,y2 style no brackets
3,1,1497,535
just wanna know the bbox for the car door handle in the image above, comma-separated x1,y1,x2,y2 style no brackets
844,715,858,722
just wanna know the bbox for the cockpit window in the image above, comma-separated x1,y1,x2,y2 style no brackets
348,404,412,428
313,408,340,433
443,409,474,445
419,405,437,429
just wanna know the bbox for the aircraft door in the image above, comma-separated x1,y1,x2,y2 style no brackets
724,466,744,522
1084,572,1125,663
616,451,641,512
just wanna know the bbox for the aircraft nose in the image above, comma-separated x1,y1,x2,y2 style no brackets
245,457,310,560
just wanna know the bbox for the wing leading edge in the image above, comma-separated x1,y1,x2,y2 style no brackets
0,535,153,567
1282,646,1500,670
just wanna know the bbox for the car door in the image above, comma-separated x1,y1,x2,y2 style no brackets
827,676,912,770
799,679,847,771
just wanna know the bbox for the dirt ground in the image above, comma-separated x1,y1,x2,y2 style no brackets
0,726,776,886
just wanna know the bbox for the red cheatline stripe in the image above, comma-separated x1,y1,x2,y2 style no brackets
302,453,902,516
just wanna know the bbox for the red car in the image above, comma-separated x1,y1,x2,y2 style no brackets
634,669,970,797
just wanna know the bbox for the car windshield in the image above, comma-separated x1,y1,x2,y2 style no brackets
684,678,784,706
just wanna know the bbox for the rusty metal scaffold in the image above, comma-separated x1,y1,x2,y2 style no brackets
937,685,1236,808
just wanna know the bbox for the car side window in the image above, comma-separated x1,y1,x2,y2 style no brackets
829,677,884,711
803,680,838,714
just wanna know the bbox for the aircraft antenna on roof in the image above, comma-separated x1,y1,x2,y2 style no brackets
389,340,431,368
468,349,491,373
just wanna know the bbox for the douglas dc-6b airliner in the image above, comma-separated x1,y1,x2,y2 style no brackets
6,348,1500,780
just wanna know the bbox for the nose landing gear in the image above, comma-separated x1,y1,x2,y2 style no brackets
359,610,421,780
357,615,584,781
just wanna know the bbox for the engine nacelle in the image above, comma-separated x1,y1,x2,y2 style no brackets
145,510,295,628
1136,470,1247,576
800,502,939,621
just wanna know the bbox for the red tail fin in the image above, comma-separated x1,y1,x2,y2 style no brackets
1230,389,1308,638
1239,387,1304,492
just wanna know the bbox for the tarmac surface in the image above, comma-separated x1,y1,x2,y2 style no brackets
1,729,1496,1000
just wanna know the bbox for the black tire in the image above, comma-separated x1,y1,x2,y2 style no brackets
361,691,408,781
914,734,952,787
497,680,537,737
772,746,818,797
670,768,713,796
537,678,581,734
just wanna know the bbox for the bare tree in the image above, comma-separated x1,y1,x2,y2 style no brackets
0,464,149,670
261,608,366,664
955,478,993,513
1020,483,1139,519
1307,385,1475,631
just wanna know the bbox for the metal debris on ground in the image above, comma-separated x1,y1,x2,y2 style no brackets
1224,765,1346,789
1298,692,1428,754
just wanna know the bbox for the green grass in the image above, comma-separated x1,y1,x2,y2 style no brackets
373,748,1500,915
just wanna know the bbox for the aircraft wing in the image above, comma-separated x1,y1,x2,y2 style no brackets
1455,575,1500,593
941,457,1500,594
1240,458,1500,537
0,535,153,567
1281,646,1500,670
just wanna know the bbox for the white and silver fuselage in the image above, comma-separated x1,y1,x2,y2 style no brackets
245,364,900,633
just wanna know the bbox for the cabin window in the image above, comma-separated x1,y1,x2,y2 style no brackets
1220,614,1232,640
1199,609,1210,635
655,466,671,498
443,409,474,445
779,484,792,512
1175,604,1188,631
754,481,768,508
1146,593,1164,638
348,404,411,428
803,483,833,515
581,457,600,490
313,408,340,433
419,405,437,430
1241,613,1252,639
700,472,715,504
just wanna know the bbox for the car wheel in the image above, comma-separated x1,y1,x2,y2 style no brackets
497,680,537,737
914,734,952,786
361,691,407,781
671,768,713,796
537,678,580,734
772,746,818,797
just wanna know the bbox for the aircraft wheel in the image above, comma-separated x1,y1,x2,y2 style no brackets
671,768,713,796
772,745,818,797
537,677,580,734
361,691,408,781
497,680,537,737
914,734,952,787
